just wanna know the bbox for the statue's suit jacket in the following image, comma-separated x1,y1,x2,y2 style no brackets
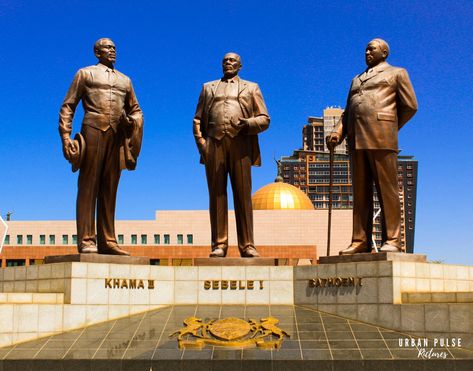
193,78,270,165
334,61,417,150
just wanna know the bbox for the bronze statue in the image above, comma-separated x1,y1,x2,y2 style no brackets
193,53,270,257
59,38,143,255
327,38,417,254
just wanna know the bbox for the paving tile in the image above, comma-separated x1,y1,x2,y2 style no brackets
331,349,363,359
242,349,272,360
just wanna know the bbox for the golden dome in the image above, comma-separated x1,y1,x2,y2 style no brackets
252,179,315,210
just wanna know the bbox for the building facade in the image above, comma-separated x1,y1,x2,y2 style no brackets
0,209,355,267
302,107,347,154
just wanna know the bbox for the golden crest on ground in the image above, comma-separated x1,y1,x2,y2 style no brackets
170,316,289,349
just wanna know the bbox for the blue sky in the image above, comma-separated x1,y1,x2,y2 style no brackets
0,0,472,264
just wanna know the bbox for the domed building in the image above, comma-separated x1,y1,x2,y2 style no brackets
252,176,314,211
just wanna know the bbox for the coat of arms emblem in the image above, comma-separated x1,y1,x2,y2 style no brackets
170,316,289,349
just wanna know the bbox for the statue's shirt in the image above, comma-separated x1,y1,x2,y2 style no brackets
207,77,244,139
59,63,140,135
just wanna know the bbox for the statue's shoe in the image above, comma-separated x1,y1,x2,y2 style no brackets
339,245,369,255
79,245,98,254
209,248,227,258
241,247,260,258
379,243,401,252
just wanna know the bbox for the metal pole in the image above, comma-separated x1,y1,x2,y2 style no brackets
326,148,334,256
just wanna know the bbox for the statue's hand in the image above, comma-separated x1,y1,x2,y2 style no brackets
198,140,208,162
62,136,78,161
326,133,340,151
120,111,135,135
236,117,250,130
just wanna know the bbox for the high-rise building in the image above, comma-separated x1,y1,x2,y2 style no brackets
281,109,418,252
302,107,347,154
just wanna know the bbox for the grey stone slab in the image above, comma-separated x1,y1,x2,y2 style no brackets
356,261,381,277
301,349,332,360
354,332,383,340
400,305,425,332
330,349,363,359
293,265,318,280
300,340,329,349
272,349,302,360
294,280,317,305
457,292,473,303
449,304,473,333
424,304,450,332
181,349,213,360
335,304,357,319
319,252,426,264
212,349,243,360
336,262,357,276
241,349,272,360
356,277,379,304
44,254,149,265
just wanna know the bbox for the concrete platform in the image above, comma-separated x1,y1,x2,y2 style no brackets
44,253,149,265
1,305,472,369
319,251,427,264
194,258,277,266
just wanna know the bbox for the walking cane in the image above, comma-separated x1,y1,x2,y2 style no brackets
326,146,334,256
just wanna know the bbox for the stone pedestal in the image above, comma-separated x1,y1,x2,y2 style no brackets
44,254,149,265
295,257,473,336
194,258,276,266
319,252,427,264
0,262,294,347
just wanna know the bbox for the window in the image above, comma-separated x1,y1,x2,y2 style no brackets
7,260,25,267
17,235,23,245
118,234,124,244
72,235,77,244
131,234,137,244
4,235,9,245
154,234,160,244
39,235,45,245
187,234,193,244
177,234,183,244
141,234,147,244
49,235,55,245
164,234,170,244
27,235,33,245
62,235,68,245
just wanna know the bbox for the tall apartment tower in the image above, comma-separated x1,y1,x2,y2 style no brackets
302,107,347,154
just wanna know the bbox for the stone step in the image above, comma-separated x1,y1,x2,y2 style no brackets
401,291,473,303
0,292,64,304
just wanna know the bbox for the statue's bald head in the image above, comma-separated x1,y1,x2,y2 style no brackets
222,52,242,78
365,38,389,67
93,38,116,67
369,38,390,58
94,38,114,54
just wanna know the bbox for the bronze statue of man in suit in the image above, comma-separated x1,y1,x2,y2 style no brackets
59,38,143,255
327,38,417,254
193,53,270,257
